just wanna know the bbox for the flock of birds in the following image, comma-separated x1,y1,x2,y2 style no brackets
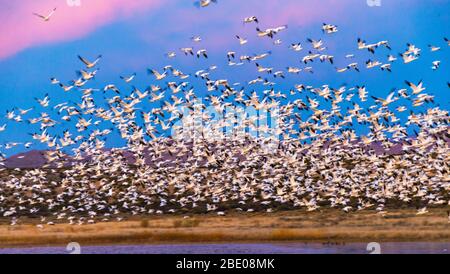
0,7,449,228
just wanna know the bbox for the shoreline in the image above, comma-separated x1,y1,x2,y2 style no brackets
1,208,450,248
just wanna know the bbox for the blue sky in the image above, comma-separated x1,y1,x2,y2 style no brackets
0,0,449,156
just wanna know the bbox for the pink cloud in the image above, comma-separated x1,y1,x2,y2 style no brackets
0,0,163,60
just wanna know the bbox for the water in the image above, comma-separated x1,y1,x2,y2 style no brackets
0,242,449,254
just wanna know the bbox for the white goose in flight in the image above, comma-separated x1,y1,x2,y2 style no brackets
35,94,50,107
336,67,348,73
431,61,440,70
307,38,324,50
236,35,248,45
120,73,137,83
357,38,378,53
256,25,287,38
77,69,97,81
196,49,208,58
195,0,217,8
165,52,176,58
33,8,56,22
78,55,102,69
273,39,282,45
244,16,258,24
322,23,338,34
59,83,75,92
50,78,60,84
148,69,168,80
191,36,202,43
405,80,426,94
371,91,397,107
387,55,397,62
416,207,429,215
180,47,194,56
290,43,303,52
380,63,392,72
429,45,441,52
445,37,450,46
405,43,421,55
103,84,121,94
400,52,418,64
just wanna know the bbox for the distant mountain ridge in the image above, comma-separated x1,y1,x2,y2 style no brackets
3,135,447,169
4,150,52,169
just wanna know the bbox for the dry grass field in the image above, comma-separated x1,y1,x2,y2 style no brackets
1,208,450,248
